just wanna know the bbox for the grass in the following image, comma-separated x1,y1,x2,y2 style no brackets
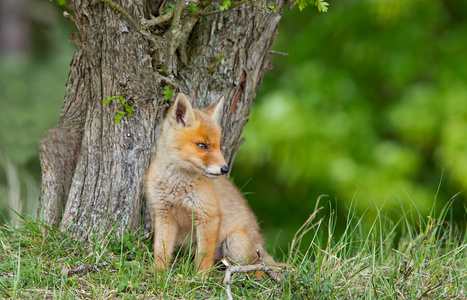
0,150,39,227
0,198,466,299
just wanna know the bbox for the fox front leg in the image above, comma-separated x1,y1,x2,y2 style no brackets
195,216,220,271
153,212,178,271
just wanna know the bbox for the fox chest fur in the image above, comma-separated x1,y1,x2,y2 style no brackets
148,162,221,221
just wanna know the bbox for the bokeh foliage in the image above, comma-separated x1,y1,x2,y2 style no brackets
233,0,467,249
0,1,75,221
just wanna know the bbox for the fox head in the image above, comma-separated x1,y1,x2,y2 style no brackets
160,93,229,178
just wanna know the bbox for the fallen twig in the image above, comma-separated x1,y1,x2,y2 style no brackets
66,262,110,277
222,250,283,300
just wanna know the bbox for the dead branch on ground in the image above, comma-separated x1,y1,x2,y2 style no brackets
222,250,283,300
65,262,112,277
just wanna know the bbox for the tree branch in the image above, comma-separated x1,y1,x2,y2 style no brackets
159,0,169,16
164,0,186,74
63,11,76,24
99,0,161,49
222,250,283,300
173,14,199,65
143,9,174,28
99,0,139,30
198,0,250,17
270,50,289,56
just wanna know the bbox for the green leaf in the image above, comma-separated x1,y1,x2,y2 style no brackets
189,4,199,12
165,3,176,13
117,278,128,292
294,0,308,11
220,0,231,11
216,54,226,63
103,96,114,106
115,114,124,124
103,94,125,106
294,0,328,12
51,0,67,5
125,105,135,117
163,85,174,100
314,0,329,12
116,110,126,115
268,5,277,12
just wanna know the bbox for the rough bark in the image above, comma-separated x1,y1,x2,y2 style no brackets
38,0,284,239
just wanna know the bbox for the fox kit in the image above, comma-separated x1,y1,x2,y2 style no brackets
145,93,282,271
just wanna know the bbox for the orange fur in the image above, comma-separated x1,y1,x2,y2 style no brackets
145,93,285,272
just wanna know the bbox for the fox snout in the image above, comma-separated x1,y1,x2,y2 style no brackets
221,165,229,174
204,161,229,178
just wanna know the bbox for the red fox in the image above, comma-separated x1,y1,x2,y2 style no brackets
145,93,284,272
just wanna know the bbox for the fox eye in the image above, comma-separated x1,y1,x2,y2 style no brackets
197,143,209,150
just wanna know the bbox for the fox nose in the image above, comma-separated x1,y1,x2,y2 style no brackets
220,165,229,174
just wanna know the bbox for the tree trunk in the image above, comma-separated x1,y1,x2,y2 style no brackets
38,0,284,239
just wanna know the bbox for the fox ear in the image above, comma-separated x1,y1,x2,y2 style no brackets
170,93,195,127
206,96,225,125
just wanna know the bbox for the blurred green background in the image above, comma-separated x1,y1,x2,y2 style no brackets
1,0,466,252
